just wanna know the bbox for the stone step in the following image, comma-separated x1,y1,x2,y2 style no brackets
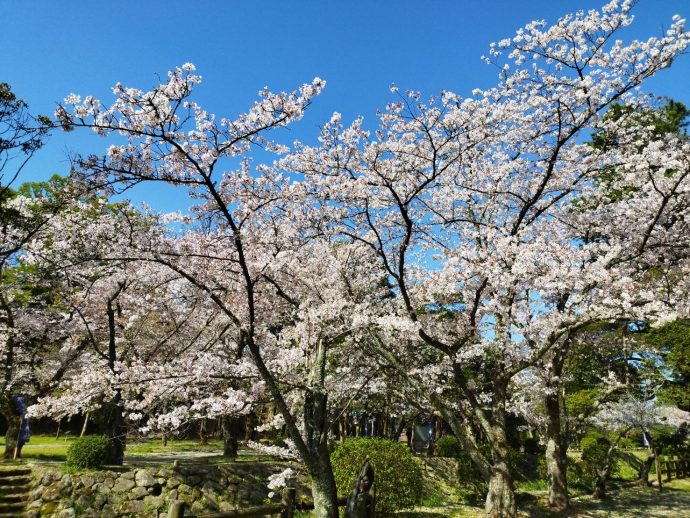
0,480,30,495
0,493,29,508
0,469,31,478
0,477,31,487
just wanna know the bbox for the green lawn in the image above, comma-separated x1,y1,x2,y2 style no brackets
0,435,273,463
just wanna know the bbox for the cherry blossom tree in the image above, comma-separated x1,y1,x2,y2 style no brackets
53,3,690,516
283,3,690,515
53,65,391,516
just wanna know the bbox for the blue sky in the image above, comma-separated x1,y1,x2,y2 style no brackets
2,0,689,211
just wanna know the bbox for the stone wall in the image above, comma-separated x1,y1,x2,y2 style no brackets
26,462,292,517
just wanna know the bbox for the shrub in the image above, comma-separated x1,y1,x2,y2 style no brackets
66,435,113,468
435,435,462,458
617,436,637,450
456,452,488,505
330,437,423,514
581,432,617,486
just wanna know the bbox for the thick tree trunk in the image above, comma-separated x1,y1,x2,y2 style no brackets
543,344,569,512
107,402,126,465
485,461,516,518
222,415,242,458
309,452,340,518
3,413,19,459
545,435,568,511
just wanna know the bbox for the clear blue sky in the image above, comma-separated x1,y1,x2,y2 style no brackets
2,0,689,211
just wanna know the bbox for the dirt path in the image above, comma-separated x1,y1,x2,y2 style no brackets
568,485,690,517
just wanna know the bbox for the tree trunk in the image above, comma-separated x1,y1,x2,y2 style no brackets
542,343,569,512
594,472,607,499
639,456,655,486
199,418,209,445
3,413,19,460
222,415,241,458
545,435,568,511
484,452,517,517
108,403,126,465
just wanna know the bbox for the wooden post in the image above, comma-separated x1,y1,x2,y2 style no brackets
280,487,296,518
655,450,663,491
666,457,673,482
168,500,186,518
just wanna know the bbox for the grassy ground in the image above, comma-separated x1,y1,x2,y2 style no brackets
0,435,275,464
3,437,689,517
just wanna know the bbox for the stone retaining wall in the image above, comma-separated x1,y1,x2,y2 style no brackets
26,462,291,517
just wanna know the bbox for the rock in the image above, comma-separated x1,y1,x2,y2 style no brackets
58,481,73,496
113,478,136,492
80,475,95,488
131,486,148,499
177,483,191,495
202,480,222,493
190,500,206,514
57,508,76,518
92,492,108,509
186,475,201,485
93,482,110,494
167,489,178,501
135,469,156,487
108,493,123,505
204,492,219,511
25,511,40,518
41,485,62,501
167,477,182,489
143,495,164,509
120,471,135,480
103,477,115,489
128,500,145,514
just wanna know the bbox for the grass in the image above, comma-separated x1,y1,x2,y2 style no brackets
0,435,277,464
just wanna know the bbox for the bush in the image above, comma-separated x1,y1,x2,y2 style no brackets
456,452,488,505
581,432,617,486
617,436,637,450
330,437,423,514
66,435,113,468
435,435,462,458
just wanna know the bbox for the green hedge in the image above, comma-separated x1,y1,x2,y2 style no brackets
66,435,113,468
330,437,422,514
435,435,462,457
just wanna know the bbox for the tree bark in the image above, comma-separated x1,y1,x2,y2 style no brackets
107,400,126,465
543,344,569,512
222,415,242,458
3,412,19,459
545,433,568,511
485,459,517,518
484,425,517,518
